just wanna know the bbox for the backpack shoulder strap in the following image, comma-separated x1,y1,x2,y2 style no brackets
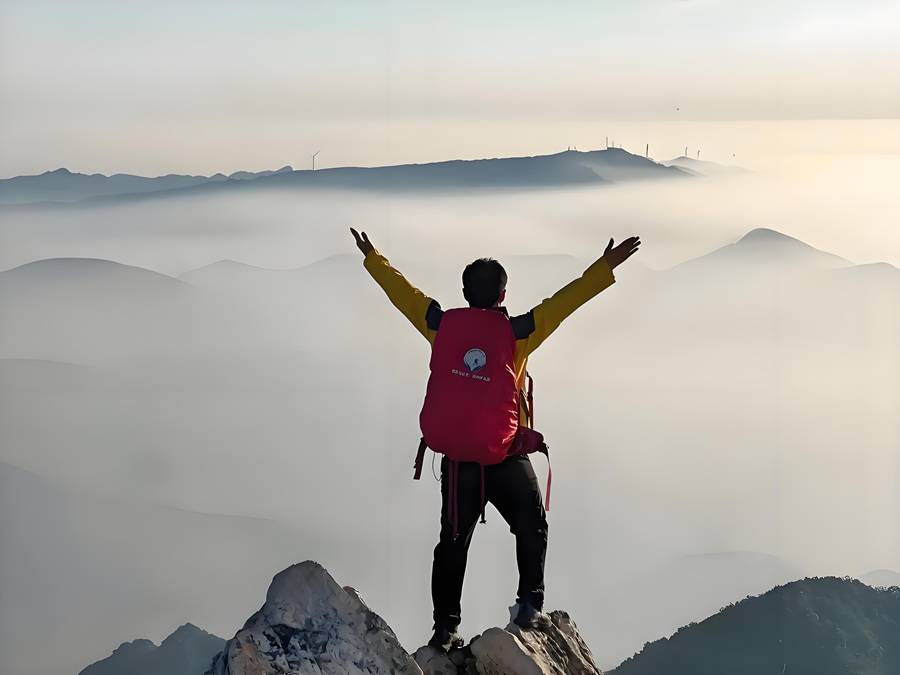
509,311,536,340
526,371,535,425
519,371,535,427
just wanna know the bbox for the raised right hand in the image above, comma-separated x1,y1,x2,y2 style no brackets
603,236,641,269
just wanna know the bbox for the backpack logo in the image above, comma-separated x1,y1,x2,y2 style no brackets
463,348,487,373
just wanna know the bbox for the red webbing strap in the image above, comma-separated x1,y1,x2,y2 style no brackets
526,372,549,510
413,437,427,480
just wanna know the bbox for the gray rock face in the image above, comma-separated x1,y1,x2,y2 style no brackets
469,610,602,675
207,561,421,675
209,562,602,675
413,646,461,675
413,608,603,675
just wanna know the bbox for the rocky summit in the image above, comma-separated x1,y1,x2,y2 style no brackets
207,561,602,675
207,561,420,675
414,609,602,675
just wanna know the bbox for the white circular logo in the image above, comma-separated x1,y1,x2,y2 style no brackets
463,348,487,373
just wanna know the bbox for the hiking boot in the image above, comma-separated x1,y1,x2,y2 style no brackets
513,602,552,630
427,625,464,652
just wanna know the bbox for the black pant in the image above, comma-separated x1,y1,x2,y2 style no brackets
431,453,548,629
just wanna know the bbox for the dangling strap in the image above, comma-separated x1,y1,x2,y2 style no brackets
527,374,551,511
544,454,552,512
413,437,427,480
479,464,487,525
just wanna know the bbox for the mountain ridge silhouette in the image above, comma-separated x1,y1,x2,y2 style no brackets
0,148,687,208
611,576,900,675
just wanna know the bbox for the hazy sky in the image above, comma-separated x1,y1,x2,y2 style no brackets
1,0,898,176
2,5,899,673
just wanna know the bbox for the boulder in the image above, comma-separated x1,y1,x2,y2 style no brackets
413,646,463,675
207,561,421,675
469,609,602,675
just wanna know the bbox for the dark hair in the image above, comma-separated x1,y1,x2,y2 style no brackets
462,258,507,308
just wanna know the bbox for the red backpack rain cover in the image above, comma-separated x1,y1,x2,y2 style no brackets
419,307,519,465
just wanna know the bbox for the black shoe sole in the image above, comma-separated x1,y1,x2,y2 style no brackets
428,636,465,652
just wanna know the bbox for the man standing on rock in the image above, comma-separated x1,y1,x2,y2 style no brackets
352,227,640,651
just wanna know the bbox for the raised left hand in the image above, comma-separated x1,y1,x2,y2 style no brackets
350,227,374,256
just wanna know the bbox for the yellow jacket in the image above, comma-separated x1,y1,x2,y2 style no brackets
363,250,616,422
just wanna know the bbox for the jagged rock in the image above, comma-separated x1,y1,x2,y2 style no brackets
209,562,601,675
468,610,602,675
413,646,460,675
413,608,602,675
207,561,421,675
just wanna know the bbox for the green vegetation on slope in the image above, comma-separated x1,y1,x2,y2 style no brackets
612,577,900,675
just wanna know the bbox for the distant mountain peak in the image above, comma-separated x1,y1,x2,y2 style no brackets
738,227,798,244
673,227,850,272
110,638,156,655
865,568,900,577
613,576,900,675
5,256,158,274
836,261,900,275
733,227,848,261
0,257,188,293
79,624,225,675
663,155,746,176
160,623,213,647
169,622,205,636
667,155,715,165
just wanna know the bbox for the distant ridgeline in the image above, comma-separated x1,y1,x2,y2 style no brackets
0,148,705,206
611,577,900,675
78,624,225,675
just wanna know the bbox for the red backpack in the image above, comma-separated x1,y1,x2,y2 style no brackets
413,308,551,536
419,307,519,464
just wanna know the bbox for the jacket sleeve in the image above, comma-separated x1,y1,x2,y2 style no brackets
362,250,437,342
522,255,616,355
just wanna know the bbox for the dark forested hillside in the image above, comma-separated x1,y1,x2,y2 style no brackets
612,577,900,675
78,624,224,675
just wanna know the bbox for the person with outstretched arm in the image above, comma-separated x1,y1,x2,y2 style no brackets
351,227,640,651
